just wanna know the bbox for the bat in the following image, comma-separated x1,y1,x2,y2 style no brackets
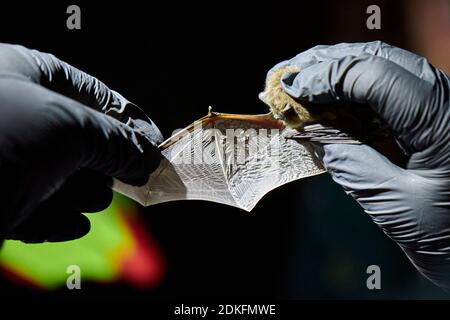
112,67,404,211
113,108,331,212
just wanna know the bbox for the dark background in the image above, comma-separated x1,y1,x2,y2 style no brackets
0,0,448,300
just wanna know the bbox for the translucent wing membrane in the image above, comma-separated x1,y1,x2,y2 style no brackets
113,111,329,212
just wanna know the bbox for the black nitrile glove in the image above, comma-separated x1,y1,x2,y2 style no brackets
263,41,450,289
0,43,163,243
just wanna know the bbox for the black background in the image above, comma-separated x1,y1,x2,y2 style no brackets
0,0,447,301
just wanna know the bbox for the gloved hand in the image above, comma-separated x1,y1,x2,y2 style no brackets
263,41,450,289
0,43,163,243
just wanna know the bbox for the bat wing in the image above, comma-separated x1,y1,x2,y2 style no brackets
288,123,362,144
113,111,326,212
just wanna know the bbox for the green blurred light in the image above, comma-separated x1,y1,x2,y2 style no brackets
0,194,135,289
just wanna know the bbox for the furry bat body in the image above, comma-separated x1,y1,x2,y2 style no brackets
259,66,406,166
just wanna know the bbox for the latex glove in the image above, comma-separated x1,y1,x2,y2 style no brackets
0,43,163,242
263,41,450,289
